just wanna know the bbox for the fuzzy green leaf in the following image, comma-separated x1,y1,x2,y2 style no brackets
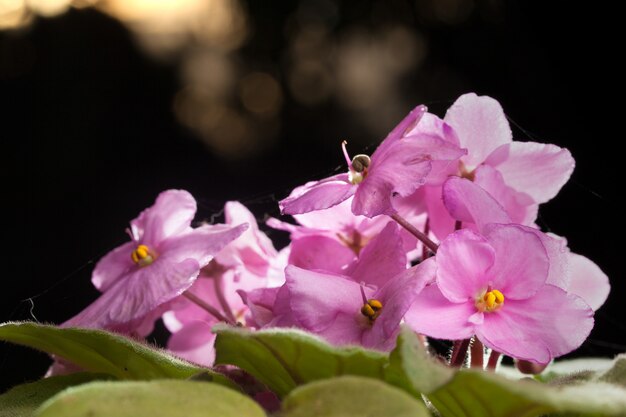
34,380,266,417
0,322,225,383
213,325,388,397
280,376,430,417
0,373,109,417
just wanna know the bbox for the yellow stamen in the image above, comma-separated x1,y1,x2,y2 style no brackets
476,289,505,312
131,244,155,267
360,299,383,321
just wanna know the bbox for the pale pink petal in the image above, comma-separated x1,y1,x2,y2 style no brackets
484,142,575,204
238,287,280,328
537,232,570,289
285,265,367,332
91,241,137,292
131,190,197,245
379,104,428,147
567,252,610,311
353,136,465,218
404,284,475,340
442,176,511,233
345,222,406,288
436,229,496,302
159,223,248,267
476,285,593,364
279,174,355,215
167,321,216,367
316,313,367,347
423,185,456,240
288,235,356,274
473,165,538,226
485,224,549,299
444,93,512,169
373,258,437,339
63,258,200,330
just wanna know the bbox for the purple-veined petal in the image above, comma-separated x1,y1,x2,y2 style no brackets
567,252,610,311
485,224,549,300
476,285,593,364
279,174,355,215
404,284,475,340
63,258,200,330
288,235,357,274
130,189,197,245
444,93,512,169
92,241,137,292
442,177,511,234
484,142,575,204
238,287,281,328
436,229,496,302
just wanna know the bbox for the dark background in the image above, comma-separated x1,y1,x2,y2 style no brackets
1,0,623,392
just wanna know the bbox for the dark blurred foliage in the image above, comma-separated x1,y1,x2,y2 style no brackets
1,0,623,391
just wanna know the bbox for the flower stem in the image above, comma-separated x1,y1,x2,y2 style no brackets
390,213,439,254
449,339,470,367
470,338,484,369
214,274,237,324
183,291,235,325
486,349,501,371
421,218,431,260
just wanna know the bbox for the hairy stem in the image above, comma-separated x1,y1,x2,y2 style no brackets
486,349,501,371
390,213,439,254
449,339,470,368
183,291,235,325
470,338,484,369
214,274,237,324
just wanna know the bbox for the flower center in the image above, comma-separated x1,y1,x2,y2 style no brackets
476,289,504,312
131,244,156,267
360,299,383,322
459,161,475,181
342,141,371,185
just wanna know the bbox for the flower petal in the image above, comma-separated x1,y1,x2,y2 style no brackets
442,176,511,234
485,224,549,300
484,142,575,204
279,174,355,215
91,241,137,292
285,265,366,332
159,223,248,267
444,93,512,169
476,285,594,364
404,284,475,340
63,258,200,330
131,189,197,245
345,222,406,288
436,229,496,302
566,252,610,311
288,235,357,274
167,320,216,367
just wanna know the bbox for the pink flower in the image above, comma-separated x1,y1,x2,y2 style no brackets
279,105,466,218
442,176,610,311
425,93,575,238
161,201,281,365
62,190,248,335
406,224,594,364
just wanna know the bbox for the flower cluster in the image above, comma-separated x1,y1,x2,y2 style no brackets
61,93,609,370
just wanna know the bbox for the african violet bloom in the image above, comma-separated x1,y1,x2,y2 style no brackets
63,190,248,335
280,105,466,218
423,93,575,238
162,201,282,365
405,225,594,364
441,176,610,311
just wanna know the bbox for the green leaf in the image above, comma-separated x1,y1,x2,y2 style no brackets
383,326,454,395
213,325,388,397
34,380,266,417
598,354,626,388
0,373,109,417
0,322,223,383
428,369,626,417
280,376,430,417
